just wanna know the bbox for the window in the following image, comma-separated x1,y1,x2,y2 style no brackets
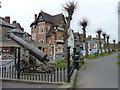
39,40,44,43
39,15,43,19
47,26,50,31
32,33,36,40
32,25,37,29
58,46,63,52
58,34,63,40
39,26,44,33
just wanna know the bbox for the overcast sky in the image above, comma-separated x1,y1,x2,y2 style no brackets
0,0,119,42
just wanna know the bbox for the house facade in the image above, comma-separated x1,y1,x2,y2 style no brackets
0,16,49,60
30,11,66,58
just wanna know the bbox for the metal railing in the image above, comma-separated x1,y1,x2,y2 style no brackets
0,65,67,83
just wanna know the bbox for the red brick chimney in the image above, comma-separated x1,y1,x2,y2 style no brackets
5,16,10,23
35,14,37,20
12,20,17,24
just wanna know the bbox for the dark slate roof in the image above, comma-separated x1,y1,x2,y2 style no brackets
30,11,65,27
12,23,22,29
7,29,24,34
0,19,15,28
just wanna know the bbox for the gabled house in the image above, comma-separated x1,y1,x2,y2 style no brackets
74,32,84,51
0,16,15,41
30,11,66,58
0,16,49,61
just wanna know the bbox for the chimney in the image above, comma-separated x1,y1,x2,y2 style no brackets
72,30,74,33
21,27,24,31
5,16,10,23
34,14,37,20
12,20,17,24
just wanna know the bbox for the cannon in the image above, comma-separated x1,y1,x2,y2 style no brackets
7,33,53,72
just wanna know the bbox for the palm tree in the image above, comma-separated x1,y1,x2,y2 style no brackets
113,39,116,51
80,19,88,57
97,29,103,55
106,35,110,53
62,1,77,59
102,33,106,53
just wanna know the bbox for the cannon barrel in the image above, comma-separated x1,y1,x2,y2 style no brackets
7,33,47,62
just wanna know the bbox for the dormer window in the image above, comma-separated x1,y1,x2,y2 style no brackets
39,15,43,19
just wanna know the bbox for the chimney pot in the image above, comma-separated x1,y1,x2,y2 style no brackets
13,20,17,24
5,16,10,23
21,27,24,31
35,14,37,20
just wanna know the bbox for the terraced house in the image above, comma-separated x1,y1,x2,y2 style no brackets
30,11,66,59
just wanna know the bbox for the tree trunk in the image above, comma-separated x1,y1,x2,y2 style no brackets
64,20,70,60
85,42,88,57
99,36,103,55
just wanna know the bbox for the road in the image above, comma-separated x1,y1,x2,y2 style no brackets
75,52,118,88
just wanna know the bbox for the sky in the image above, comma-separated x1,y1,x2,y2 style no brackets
0,0,119,43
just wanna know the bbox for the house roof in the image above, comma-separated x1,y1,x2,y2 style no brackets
0,19,15,28
46,26,56,37
7,29,24,34
12,23,22,29
30,11,65,27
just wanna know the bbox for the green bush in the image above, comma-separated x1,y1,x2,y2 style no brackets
86,51,116,60
117,55,120,58
54,61,67,68
116,62,120,66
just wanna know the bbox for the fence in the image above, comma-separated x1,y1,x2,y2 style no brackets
0,65,67,83
0,47,82,83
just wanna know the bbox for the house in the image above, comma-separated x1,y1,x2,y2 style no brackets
0,16,15,41
86,35,97,51
95,35,104,50
30,11,66,58
0,16,49,60
74,32,82,52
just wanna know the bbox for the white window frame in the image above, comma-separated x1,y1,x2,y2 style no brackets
32,33,36,40
47,26,50,31
39,26,44,33
57,45,63,52
39,39,44,43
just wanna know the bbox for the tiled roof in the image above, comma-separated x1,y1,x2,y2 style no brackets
7,29,24,34
0,19,15,28
46,26,56,37
30,11,65,27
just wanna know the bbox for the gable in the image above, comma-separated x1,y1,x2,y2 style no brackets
30,11,66,27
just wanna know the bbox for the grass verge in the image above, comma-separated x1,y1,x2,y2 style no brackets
116,62,120,66
117,55,120,58
86,51,116,59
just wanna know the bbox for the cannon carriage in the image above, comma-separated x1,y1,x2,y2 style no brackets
7,33,54,73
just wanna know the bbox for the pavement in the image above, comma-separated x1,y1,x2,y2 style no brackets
75,52,118,88
2,81,64,88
